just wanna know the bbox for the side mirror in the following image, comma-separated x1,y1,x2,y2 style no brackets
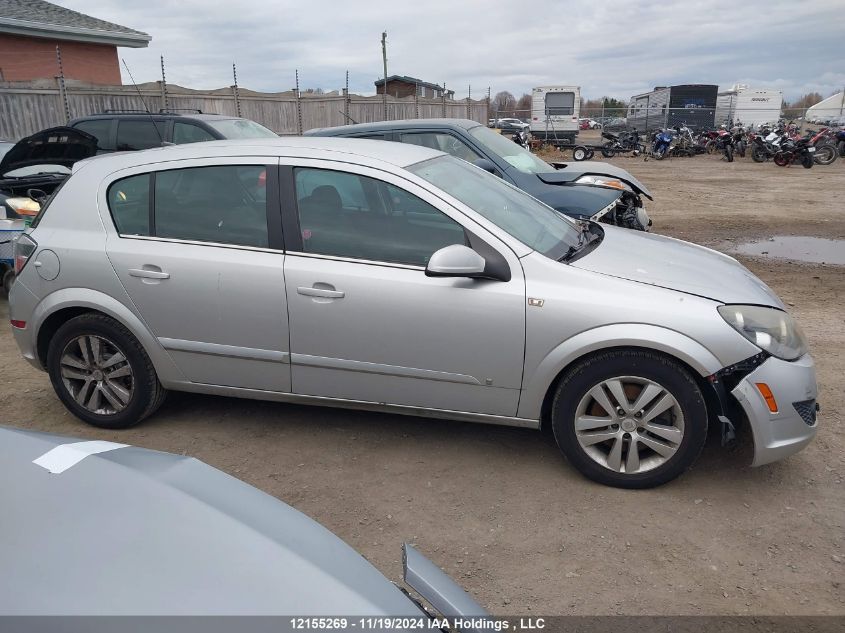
426,244,486,278
472,158,498,175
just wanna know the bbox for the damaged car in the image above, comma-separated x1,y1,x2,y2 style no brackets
9,138,817,488
305,118,652,231
0,125,99,219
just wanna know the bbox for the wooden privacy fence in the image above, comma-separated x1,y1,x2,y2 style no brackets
0,80,490,140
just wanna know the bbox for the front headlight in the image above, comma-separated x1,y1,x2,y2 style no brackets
575,175,632,192
718,304,808,361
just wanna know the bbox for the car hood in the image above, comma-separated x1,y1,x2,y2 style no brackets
543,161,652,199
0,126,97,176
571,224,784,307
0,426,422,615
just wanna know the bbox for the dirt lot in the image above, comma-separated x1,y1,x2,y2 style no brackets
1,141,843,616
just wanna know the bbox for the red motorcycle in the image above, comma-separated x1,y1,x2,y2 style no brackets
805,128,839,165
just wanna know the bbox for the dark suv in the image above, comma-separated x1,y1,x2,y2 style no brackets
68,111,277,153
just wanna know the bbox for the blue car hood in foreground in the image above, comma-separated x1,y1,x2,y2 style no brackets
572,224,783,306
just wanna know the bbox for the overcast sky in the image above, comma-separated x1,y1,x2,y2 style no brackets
62,0,843,102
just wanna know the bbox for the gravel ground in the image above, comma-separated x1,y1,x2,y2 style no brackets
1,139,843,616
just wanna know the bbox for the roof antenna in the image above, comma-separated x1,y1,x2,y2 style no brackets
121,58,168,146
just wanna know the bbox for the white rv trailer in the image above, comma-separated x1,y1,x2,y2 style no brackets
715,84,783,129
530,85,581,143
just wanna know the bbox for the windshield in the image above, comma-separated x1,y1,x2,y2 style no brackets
468,125,556,174
408,155,581,259
206,119,278,139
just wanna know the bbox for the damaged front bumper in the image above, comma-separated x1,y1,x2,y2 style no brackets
730,353,819,466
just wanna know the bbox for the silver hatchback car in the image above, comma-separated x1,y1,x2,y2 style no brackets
9,138,818,488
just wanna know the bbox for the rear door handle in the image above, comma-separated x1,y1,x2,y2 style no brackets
297,286,344,299
129,268,170,280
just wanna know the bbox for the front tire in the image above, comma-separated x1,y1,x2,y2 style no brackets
46,313,166,429
802,153,814,169
751,145,767,162
551,349,708,488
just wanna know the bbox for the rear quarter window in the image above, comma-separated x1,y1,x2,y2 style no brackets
107,174,151,236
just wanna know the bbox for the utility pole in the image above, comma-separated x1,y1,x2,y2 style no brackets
381,31,388,121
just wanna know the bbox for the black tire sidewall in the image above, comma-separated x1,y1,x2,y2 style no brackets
551,350,708,488
47,314,157,429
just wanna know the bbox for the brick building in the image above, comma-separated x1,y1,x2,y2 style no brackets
0,0,150,85
374,75,454,99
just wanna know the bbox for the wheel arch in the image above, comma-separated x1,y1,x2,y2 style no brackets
31,288,184,384
519,323,725,424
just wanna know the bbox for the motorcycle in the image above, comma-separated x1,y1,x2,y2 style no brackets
510,129,529,149
648,129,674,160
773,136,814,169
805,128,838,165
600,130,643,157
671,124,697,157
751,126,787,162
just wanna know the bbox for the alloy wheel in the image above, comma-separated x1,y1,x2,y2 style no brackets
60,335,135,414
574,376,684,474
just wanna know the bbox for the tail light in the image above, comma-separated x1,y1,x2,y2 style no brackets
14,233,37,274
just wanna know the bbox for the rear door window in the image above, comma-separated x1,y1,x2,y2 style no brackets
173,122,217,144
73,119,114,152
116,120,167,151
399,132,480,162
154,165,269,247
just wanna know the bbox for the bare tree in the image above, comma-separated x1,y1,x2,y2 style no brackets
493,91,517,117
515,93,531,117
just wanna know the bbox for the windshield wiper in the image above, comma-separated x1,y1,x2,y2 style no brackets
559,223,589,262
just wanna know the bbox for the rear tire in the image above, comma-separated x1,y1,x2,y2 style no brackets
46,313,167,429
751,146,767,162
551,349,708,489
601,142,615,158
724,146,734,162
1,268,13,297
802,154,814,169
813,144,837,165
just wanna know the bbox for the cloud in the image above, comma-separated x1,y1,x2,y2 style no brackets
59,0,843,101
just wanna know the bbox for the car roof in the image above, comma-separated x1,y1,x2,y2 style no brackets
72,136,445,175
305,118,483,136
69,112,242,122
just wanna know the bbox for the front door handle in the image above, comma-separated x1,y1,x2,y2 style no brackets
129,268,170,280
297,286,344,299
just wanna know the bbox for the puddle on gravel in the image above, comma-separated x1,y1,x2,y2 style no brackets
731,236,845,266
